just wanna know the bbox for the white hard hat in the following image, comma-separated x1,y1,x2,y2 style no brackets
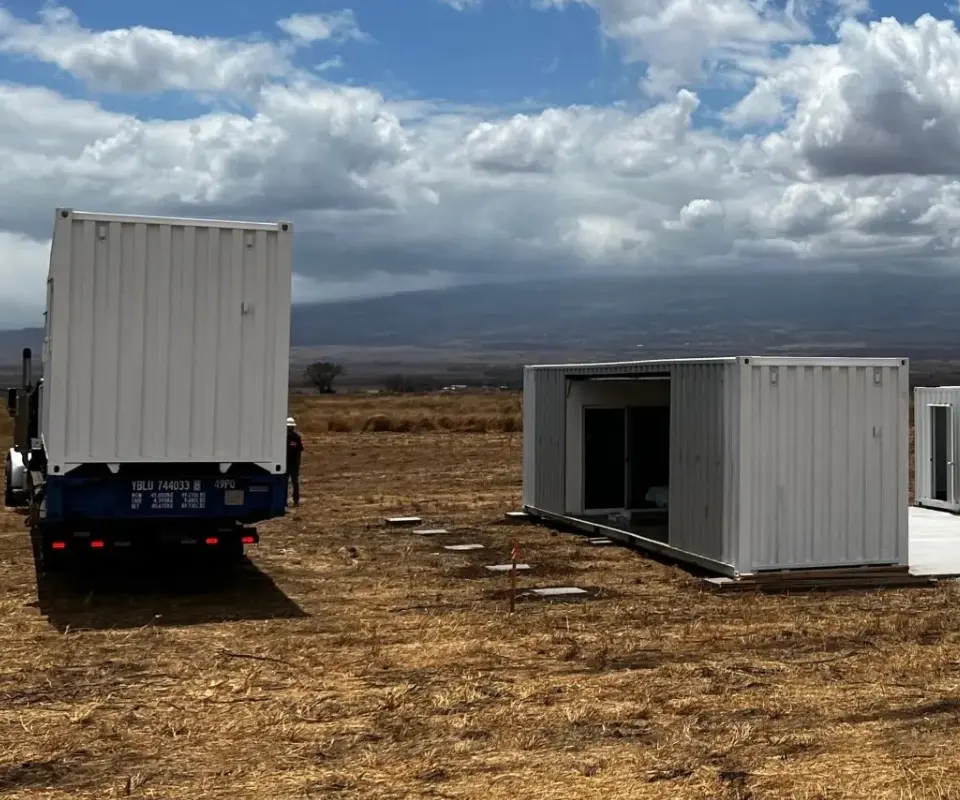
286,416,296,427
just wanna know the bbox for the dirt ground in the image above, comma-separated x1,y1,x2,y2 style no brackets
1,394,959,799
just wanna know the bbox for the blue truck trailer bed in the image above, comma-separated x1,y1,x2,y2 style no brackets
42,471,287,524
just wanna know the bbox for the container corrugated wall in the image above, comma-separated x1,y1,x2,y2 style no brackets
737,358,909,571
42,208,293,472
668,361,739,568
521,368,537,507
914,386,960,510
522,366,565,511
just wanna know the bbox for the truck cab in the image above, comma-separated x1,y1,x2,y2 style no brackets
4,348,40,508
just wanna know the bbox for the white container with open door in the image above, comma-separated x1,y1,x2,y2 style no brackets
915,387,960,512
525,356,909,576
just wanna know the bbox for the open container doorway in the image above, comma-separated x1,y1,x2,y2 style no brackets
915,387,960,512
932,405,952,504
576,377,671,542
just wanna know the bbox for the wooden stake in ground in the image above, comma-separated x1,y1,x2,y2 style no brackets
510,539,519,614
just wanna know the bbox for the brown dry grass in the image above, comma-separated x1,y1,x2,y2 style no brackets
294,392,523,434
1,394,958,799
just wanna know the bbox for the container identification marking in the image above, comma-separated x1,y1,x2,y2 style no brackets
128,479,225,511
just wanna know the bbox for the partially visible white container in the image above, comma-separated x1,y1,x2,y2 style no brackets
914,386,960,512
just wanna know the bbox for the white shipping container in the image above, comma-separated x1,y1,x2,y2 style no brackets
523,356,910,577
913,386,960,512
41,208,294,474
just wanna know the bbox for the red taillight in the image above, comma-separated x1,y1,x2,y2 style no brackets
205,537,219,546
90,540,105,549
241,535,255,545
51,541,66,550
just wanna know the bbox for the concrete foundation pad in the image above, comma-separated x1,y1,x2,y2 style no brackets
587,537,614,546
528,587,588,597
485,563,532,572
505,511,531,522
385,516,423,527
444,544,485,552
910,506,960,577
413,528,448,536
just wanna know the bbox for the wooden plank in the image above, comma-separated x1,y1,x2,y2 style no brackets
748,564,909,578
708,570,926,586
708,583,930,594
741,564,910,584
710,576,929,589
705,574,937,593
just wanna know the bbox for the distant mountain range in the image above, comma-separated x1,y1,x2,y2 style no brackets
3,271,960,364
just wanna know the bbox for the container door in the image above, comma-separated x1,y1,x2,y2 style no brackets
583,407,626,510
39,277,53,443
930,404,956,505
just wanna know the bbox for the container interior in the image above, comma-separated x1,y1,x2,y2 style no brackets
567,376,671,544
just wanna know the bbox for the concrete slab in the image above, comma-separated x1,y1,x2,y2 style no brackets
484,563,532,572
529,587,588,597
587,537,614,546
413,528,448,536
910,506,960,577
444,544,485,552
385,516,423,527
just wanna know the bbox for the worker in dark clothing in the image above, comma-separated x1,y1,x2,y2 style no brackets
286,416,304,507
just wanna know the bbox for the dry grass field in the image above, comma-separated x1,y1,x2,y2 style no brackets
2,393,960,799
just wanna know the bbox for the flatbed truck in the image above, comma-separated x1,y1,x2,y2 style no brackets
3,208,294,569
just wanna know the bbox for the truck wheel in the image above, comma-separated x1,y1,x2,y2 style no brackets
220,538,244,564
40,543,66,573
204,537,244,567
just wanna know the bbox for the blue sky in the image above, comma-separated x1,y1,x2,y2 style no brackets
2,0,960,326
0,0,630,111
1,0,944,117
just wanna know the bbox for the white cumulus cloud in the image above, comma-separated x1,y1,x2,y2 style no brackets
436,0,483,9
276,11,369,44
0,6,295,95
1,5,960,327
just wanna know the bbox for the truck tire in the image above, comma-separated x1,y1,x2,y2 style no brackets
40,541,66,573
219,537,245,564
3,473,14,508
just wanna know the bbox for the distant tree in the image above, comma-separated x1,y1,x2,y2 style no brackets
305,361,344,394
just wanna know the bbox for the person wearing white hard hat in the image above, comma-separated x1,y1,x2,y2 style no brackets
285,416,304,507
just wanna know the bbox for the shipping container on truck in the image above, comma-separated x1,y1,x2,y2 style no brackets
3,207,294,568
